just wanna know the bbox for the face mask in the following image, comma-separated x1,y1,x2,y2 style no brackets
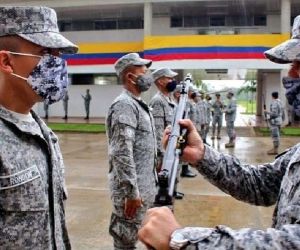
131,72,153,92
10,52,68,105
282,77,300,116
166,80,177,92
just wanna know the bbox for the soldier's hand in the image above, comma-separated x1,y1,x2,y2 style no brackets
124,197,143,219
178,119,205,165
138,207,181,250
162,120,205,165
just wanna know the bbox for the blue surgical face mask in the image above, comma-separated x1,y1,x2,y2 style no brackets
9,51,69,105
282,76,300,116
166,80,177,92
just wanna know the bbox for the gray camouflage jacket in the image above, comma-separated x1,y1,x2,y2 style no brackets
186,99,197,125
174,145,300,249
212,100,224,117
106,90,157,208
224,98,237,122
196,100,206,126
149,91,175,159
0,106,70,249
268,99,283,126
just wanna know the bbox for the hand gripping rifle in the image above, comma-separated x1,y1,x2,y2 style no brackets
153,74,192,209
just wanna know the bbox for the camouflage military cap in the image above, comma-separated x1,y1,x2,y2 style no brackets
152,68,178,82
227,90,234,95
264,15,300,63
0,6,78,54
114,53,152,76
188,85,198,93
174,84,182,93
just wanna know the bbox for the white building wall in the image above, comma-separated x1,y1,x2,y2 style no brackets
35,84,123,118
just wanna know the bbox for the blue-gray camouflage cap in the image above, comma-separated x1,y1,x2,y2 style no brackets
264,15,300,63
114,53,152,76
152,68,178,82
0,6,78,54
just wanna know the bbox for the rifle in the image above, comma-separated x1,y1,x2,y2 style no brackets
153,73,192,209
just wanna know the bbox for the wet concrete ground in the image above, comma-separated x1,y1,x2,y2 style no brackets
59,130,299,250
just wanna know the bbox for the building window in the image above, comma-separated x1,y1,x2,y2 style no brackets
71,74,118,85
71,74,95,85
94,74,118,85
227,15,252,26
184,16,208,27
95,20,117,30
209,15,225,26
118,18,143,29
59,21,72,31
170,16,183,27
254,15,266,26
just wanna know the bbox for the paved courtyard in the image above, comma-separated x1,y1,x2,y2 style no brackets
58,129,299,249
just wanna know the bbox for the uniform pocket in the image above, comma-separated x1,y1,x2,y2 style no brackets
0,165,47,211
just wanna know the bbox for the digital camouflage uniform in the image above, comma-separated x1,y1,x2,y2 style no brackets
82,92,92,118
186,99,197,126
171,144,300,249
224,98,237,142
204,100,212,140
63,93,69,118
212,99,224,138
106,90,157,249
195,99,206,138
0,106,70,249
150,91,176,162
268,99,283,149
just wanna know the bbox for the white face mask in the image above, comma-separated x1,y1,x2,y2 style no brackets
9,51,69,105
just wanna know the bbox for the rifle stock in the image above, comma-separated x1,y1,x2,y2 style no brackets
154,74,192,209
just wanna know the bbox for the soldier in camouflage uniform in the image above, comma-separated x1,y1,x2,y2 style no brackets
264,91,283,155
106,53,157,249
138,14,300,250
150,68,178,170
0,6,78,249
195,92,207,142
180,86,197,178
81,89,92,119
62,92,69,119
204,94,212,143
224,91,237,148
149,68,185,199
211,93,224,140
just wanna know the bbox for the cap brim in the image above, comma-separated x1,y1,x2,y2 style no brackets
133,58,152,68
165,71,178,78
264,39,300,64
18,32,78,54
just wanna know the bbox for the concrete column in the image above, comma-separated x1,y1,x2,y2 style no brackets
256,70,263,116
281,0,291,34
144,2,152,36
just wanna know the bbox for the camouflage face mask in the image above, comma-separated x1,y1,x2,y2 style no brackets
10,52,68,105
282,77,300,116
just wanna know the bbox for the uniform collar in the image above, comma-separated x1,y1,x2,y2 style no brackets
158,91,175,106
0,105,57,143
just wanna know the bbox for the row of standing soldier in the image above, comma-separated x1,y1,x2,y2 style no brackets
106,50,240,248
43,89,92,120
